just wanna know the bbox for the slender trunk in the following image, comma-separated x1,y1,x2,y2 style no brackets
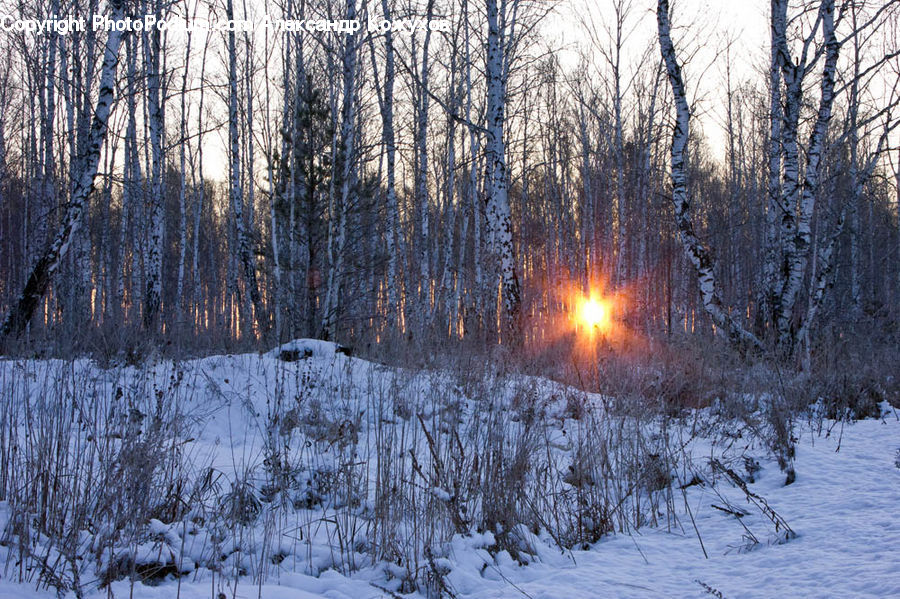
192,35,210,334
1,0,127,339
176,25,193,331
266,20,286,342
143,7,165,333
118,36,137,323
485,0,521,335
896,148,900,300
437,67,461,329
762,0,784,335
374,0,400,330
578,105,593,287
416,0,436,311
612,7,627,283
227,0,265,337
848,5,862,314
321,0,358,340
778,0,838,348
464,0,483,331
656,0,761,351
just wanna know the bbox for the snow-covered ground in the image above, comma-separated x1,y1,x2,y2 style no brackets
450,416,900,599
1,343,897,599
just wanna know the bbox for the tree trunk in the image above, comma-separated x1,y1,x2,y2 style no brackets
485,0,521,337
176,24,194,331
143,6,165,333
1,0,127,340
227,0,265,338
777,0,838,349
656,0,761,351
321,0,358,340
415,0,436,313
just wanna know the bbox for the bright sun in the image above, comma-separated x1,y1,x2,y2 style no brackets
579,297,609,330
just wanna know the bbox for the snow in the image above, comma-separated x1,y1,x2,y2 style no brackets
0,345,898,599
452,416,900,599
267,339,352,361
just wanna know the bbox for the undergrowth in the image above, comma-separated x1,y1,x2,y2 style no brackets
0,332,887,597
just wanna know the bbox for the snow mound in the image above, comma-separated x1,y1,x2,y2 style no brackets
267,338,353,362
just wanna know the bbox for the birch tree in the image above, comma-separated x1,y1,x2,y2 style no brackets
118,33,142,324
484,0,521,334
226,0,265,336
369,0,402,330
321,0,359,340
143,0,166,332
175,0,197,331
415,0,436,312
774,0,839,350
1,0,127,339
656,0,762,351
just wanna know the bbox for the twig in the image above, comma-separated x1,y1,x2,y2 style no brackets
680,486,708,559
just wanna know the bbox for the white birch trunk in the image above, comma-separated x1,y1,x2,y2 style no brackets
798,207,845,369
227,0,265,337
778,0,839,348
657,0,761,351
485,0,521,331
143,9,165,332
416,0,436,309
321,0,358,340
1,0,127,338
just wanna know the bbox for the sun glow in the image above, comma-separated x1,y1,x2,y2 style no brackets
578,296,611,332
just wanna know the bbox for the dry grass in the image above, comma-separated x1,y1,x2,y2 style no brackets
1,326,892,596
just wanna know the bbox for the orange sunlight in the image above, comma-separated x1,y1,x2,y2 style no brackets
578,296,611,332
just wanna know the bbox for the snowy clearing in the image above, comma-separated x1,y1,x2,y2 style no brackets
0,345,898,599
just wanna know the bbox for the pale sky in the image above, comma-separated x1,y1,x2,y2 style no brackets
188,0,775,181
178,0,896,184
548,0,770,158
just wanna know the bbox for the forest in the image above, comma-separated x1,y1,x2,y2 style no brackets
0,0,898,597
0,0,895,367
